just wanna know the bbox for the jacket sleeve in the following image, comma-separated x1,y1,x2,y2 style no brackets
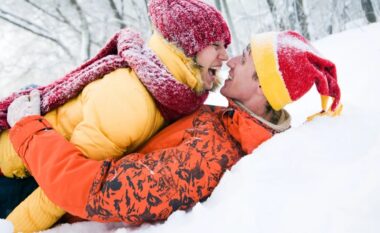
9,115,103,218
6,91,155,232
10,113,242,224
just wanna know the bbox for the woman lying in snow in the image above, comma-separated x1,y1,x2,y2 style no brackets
6,31,342,228
1,0,231,231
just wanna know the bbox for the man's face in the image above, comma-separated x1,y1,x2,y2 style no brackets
221,46,267,108
195,41,229,90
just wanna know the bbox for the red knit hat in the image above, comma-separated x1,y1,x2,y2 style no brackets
148,0,231,57
250,31,342,117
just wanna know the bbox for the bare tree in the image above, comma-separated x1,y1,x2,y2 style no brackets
0,7,75,60
295,0,310,39
326,0,350,35
108,0,127,29
0,0,152,96
287,0,297,30
0,0,152,62
266,0,285,30
214,0,222,11
361,0,377,23
70,0,91,61
327,0,338,35
131,0,150,33
221,0,238,55
340,1,351,31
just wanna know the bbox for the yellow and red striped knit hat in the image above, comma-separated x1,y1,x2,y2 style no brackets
250,31,342,119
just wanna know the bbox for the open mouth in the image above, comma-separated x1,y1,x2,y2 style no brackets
208,67,218,76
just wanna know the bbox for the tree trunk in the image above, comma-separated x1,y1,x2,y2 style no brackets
361,0,377,23
70,0,91,61
108,0,127,29
0,8,75,60
266,0,285,30
214,0,222,11
221,0,238,55
295,0,310,39
288,0,297,30
327,0,338,34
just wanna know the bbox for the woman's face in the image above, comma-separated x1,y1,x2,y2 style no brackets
195,41,229,90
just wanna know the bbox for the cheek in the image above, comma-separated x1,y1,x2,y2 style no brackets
203,54,218,66
220,80,232,94
197,47,215,65
221,79,240,96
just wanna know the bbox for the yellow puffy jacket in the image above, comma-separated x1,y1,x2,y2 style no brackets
4,32,204,232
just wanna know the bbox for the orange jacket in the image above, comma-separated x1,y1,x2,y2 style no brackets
10,103,288,224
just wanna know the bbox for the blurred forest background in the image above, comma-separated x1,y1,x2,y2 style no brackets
0,0,379,97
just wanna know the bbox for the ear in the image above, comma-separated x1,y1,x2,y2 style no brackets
256,82,268,106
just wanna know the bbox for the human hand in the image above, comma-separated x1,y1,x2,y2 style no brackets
7,90,41,127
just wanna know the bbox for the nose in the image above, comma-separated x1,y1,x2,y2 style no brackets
226,56,239,68
218,47,229,61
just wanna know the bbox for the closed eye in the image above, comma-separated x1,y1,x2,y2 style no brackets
212,42,225,50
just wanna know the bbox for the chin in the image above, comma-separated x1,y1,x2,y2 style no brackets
220,87,227,96
203,84,212,91
205,80,216,90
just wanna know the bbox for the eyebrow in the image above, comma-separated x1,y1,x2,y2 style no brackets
213,41,225,47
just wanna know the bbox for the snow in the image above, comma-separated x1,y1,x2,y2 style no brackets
0,219,13,233
278,32,317,54
1,22,380,233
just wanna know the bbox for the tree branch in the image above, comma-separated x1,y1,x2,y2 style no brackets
24,0,64,23
0,8,48,34
0,14,75,60
70,0,91,61
108,0,126,29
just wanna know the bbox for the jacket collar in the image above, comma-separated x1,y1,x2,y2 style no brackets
230,100,291,133
148,31,204,93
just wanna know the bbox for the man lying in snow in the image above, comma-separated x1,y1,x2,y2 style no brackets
1,0,231,231
6,31,342,229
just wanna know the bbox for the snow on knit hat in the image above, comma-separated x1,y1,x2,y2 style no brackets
148,0,231,57
250,30,342,118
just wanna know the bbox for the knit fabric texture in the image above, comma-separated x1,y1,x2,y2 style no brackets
148,0,231,57
0,28,208,132
251,30,341,112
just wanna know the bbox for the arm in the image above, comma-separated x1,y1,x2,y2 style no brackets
4,91,66,232
0,89,41,178
10,116,101,218
10,111,242,224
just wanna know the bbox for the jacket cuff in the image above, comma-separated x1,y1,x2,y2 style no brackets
9,115,52,161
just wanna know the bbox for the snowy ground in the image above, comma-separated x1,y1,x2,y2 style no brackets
1,23,380,233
